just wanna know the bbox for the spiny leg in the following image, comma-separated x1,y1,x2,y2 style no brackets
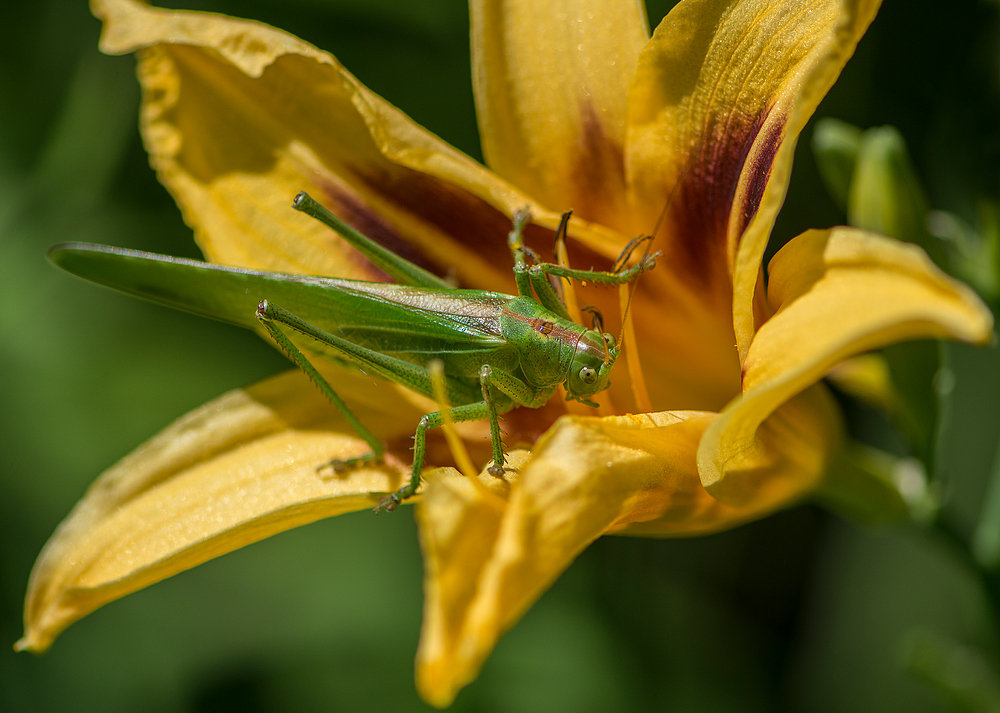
529,239,659,288
376,364,546,512
256,300,385,471
477,363,550,477
376,400,496,513
507,207,540,301
509,209,658,313
479,365,507,477
506,208,576,319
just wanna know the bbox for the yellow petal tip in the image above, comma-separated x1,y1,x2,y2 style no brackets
13,632,46,654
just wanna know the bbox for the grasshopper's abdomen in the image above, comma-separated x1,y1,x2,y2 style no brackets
500,296,584,388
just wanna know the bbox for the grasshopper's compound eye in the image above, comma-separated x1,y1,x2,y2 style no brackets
579,365,598,385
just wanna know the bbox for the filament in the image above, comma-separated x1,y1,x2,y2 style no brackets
619,285,652,413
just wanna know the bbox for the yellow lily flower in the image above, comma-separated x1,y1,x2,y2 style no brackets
19,0,993,707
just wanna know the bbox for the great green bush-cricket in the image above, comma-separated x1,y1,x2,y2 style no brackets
49,192,657,511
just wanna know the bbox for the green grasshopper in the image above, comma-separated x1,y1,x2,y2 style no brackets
49,192,657,511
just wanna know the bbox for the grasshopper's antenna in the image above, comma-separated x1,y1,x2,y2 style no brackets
615,165,688,412
615,169,685,348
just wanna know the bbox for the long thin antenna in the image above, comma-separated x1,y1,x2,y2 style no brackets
615,167,686,347
616,165,689,412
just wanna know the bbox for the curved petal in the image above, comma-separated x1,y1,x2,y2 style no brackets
699,227,994,505
414,410,763,707
17,365,426,653
92,0,626,291
701,383,844,514
626,0,880,359
471,0,649,227
413,455,524,709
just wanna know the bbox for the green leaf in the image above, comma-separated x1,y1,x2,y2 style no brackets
902,629,1000,713
812,117,863,213
814,441,926,526
848,125,949,270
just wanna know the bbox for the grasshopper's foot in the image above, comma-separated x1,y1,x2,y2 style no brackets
487,462,520,479
374,492,401,514
319,451,380,475
373,482,418,514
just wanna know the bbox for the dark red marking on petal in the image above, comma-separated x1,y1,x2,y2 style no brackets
664,105,785,290
317,155,617,296
348,162,519,283
568,103,627,226
312,175,430,280
736,117,785,236
349,160,617,292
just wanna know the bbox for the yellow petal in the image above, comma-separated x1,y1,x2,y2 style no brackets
92,0,625,289
471,0,649,228
622,273,743,412
415,410,763,707
17,365,425,653
702,382,844,513
626,0,880,360
414,455,524,708
699,227,993,505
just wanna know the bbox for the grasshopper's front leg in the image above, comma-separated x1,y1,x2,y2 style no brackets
531,232,659,290
506,209,659,316
256,300,385,471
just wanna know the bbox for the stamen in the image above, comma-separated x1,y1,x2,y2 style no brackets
428,360,505,508
619,285,653,412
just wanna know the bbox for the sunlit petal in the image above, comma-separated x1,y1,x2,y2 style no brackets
626,0,880,360
17,366,423,653
471,0,648,228
414,457,523,708
699,227,993,504
93,0,626,291
415,411,742,706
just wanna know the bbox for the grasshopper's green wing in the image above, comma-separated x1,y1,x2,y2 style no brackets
50,243,519,404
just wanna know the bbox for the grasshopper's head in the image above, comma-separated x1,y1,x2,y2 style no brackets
566,330,619,407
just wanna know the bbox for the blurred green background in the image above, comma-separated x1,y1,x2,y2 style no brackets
2,0,1000,711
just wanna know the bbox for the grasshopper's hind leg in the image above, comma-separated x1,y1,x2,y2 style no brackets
256,300,385,472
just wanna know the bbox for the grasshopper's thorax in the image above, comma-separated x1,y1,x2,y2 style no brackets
500,296,616,407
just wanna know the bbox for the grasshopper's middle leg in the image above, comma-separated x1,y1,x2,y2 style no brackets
256,300,384,471
377,365,536,512
376,400,497,513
